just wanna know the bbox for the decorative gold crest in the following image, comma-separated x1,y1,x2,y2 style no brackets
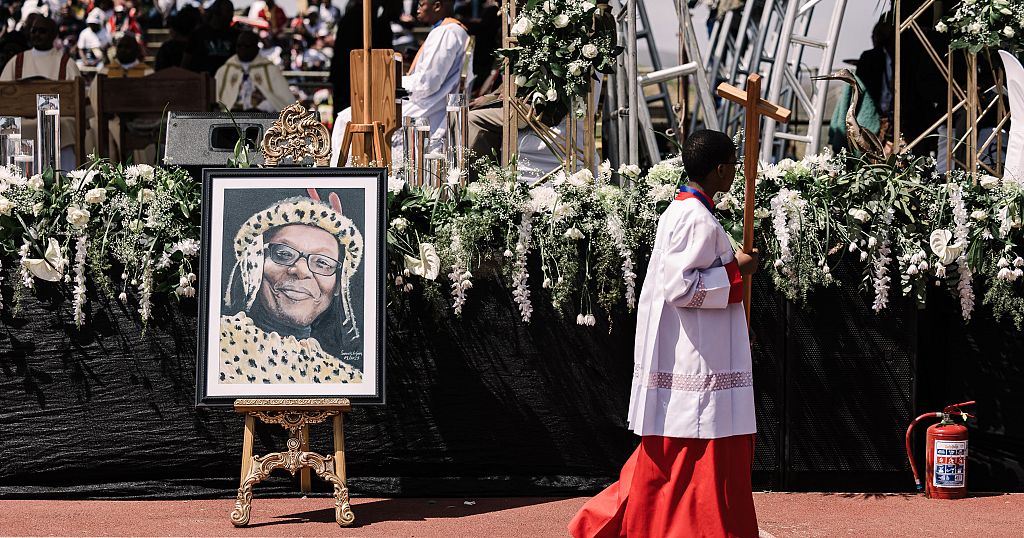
261,101,332,167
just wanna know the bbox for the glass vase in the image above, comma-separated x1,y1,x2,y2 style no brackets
36,94,61,173
0,116,20,168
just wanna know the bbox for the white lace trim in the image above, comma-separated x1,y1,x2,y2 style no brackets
633,366,753,392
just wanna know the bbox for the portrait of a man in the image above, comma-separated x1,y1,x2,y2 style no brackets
219,189,364,385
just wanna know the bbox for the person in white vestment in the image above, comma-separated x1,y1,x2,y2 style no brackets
330,0,472,166
570,130,760,538
0,15,79,169
214,31,295,113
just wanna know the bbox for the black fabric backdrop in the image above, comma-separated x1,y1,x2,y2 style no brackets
1,261,1022,498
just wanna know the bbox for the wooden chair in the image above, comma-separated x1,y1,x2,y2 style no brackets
95,67,215,161
0,78,86,165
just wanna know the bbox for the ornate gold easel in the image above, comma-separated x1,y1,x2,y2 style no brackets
230,398,355,527
229,108,358,527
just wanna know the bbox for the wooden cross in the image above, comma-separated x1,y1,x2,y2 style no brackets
715,74,791,323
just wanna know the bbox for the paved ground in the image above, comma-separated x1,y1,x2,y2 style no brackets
1,493,1022,537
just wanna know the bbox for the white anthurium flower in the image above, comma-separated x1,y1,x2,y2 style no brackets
582,43,599,59
22,237,66,281
404,242,441,280
554,14,569,28
929,229,963,265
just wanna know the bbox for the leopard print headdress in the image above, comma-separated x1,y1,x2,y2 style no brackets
223,189,364,339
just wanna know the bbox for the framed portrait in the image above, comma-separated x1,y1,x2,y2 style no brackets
196,167,386,406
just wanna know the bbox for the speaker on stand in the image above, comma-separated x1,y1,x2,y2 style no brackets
163,111,279,179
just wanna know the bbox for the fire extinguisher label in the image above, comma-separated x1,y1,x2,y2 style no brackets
933,440,967,488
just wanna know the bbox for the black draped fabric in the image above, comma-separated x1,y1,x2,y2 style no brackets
1,262,1022,498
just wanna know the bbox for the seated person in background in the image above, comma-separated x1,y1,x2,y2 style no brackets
155,6,201,71
90,33,156,164
215,30,295,113
330,0,472,166
1,15,79,169
75,7,110,68
99,33,152,77
186,0,238,77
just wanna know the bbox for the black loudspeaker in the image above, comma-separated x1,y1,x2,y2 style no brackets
163,111,278,167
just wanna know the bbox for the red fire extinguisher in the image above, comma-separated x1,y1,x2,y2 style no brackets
905,400,975,499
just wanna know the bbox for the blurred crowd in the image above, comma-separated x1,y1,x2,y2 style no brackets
0,0,503,119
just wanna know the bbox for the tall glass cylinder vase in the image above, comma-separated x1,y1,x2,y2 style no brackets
0,116,21,168
36,94,60,173
445,93,469,180
413,117,430,187
402,115,416,183
13,139,34,178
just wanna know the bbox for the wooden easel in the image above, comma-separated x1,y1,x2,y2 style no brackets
338,0,391,168
716,74,791,324
229,113,357,527
230,398,355,527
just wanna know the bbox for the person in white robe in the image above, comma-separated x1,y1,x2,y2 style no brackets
76,8,112,68
215,30,295,113
1,16,80,169
330,0,472,166
570,130,760,538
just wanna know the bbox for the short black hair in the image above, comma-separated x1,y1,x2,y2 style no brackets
680,129,737,182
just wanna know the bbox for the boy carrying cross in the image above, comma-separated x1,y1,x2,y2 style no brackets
570,130,760,538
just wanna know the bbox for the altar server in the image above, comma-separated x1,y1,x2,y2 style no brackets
569,130,760,538
330,0,472,166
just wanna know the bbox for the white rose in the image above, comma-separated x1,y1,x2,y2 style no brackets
848,208,871,223
979,175,1000,189
935,21,947,33
546,87,558,101
27,174,44,190
511,17,533,36
66,205,90,228
514,75,527,86
1005,27,1016,38
0,195,12,215
971,210,988,221
554,14,569,28
582,43,599,59
85,187,107,204
388,176,406,194
543,1,553,12
390,217,409,231
139,188,156,203
581,1,596,11
568,63,582,76
968,22,983,34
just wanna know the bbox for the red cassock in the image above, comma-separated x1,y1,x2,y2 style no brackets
569,434,758,538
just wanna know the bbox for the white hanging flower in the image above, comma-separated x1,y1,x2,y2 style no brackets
998,258,1010,269
949,185,975,320
554,14,569,28
871,209,895,312
576,313,585,325
1015,257,1024,267
582,43,599,59
512,211,534,322
607,215,637,310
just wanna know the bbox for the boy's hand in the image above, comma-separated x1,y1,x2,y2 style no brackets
735,248,759,276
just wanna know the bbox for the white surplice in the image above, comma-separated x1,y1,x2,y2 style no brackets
401,19,472,136
627,195,756,439
330,18,472,166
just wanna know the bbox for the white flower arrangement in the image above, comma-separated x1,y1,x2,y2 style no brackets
938,0,1024,53
497,0,622,120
